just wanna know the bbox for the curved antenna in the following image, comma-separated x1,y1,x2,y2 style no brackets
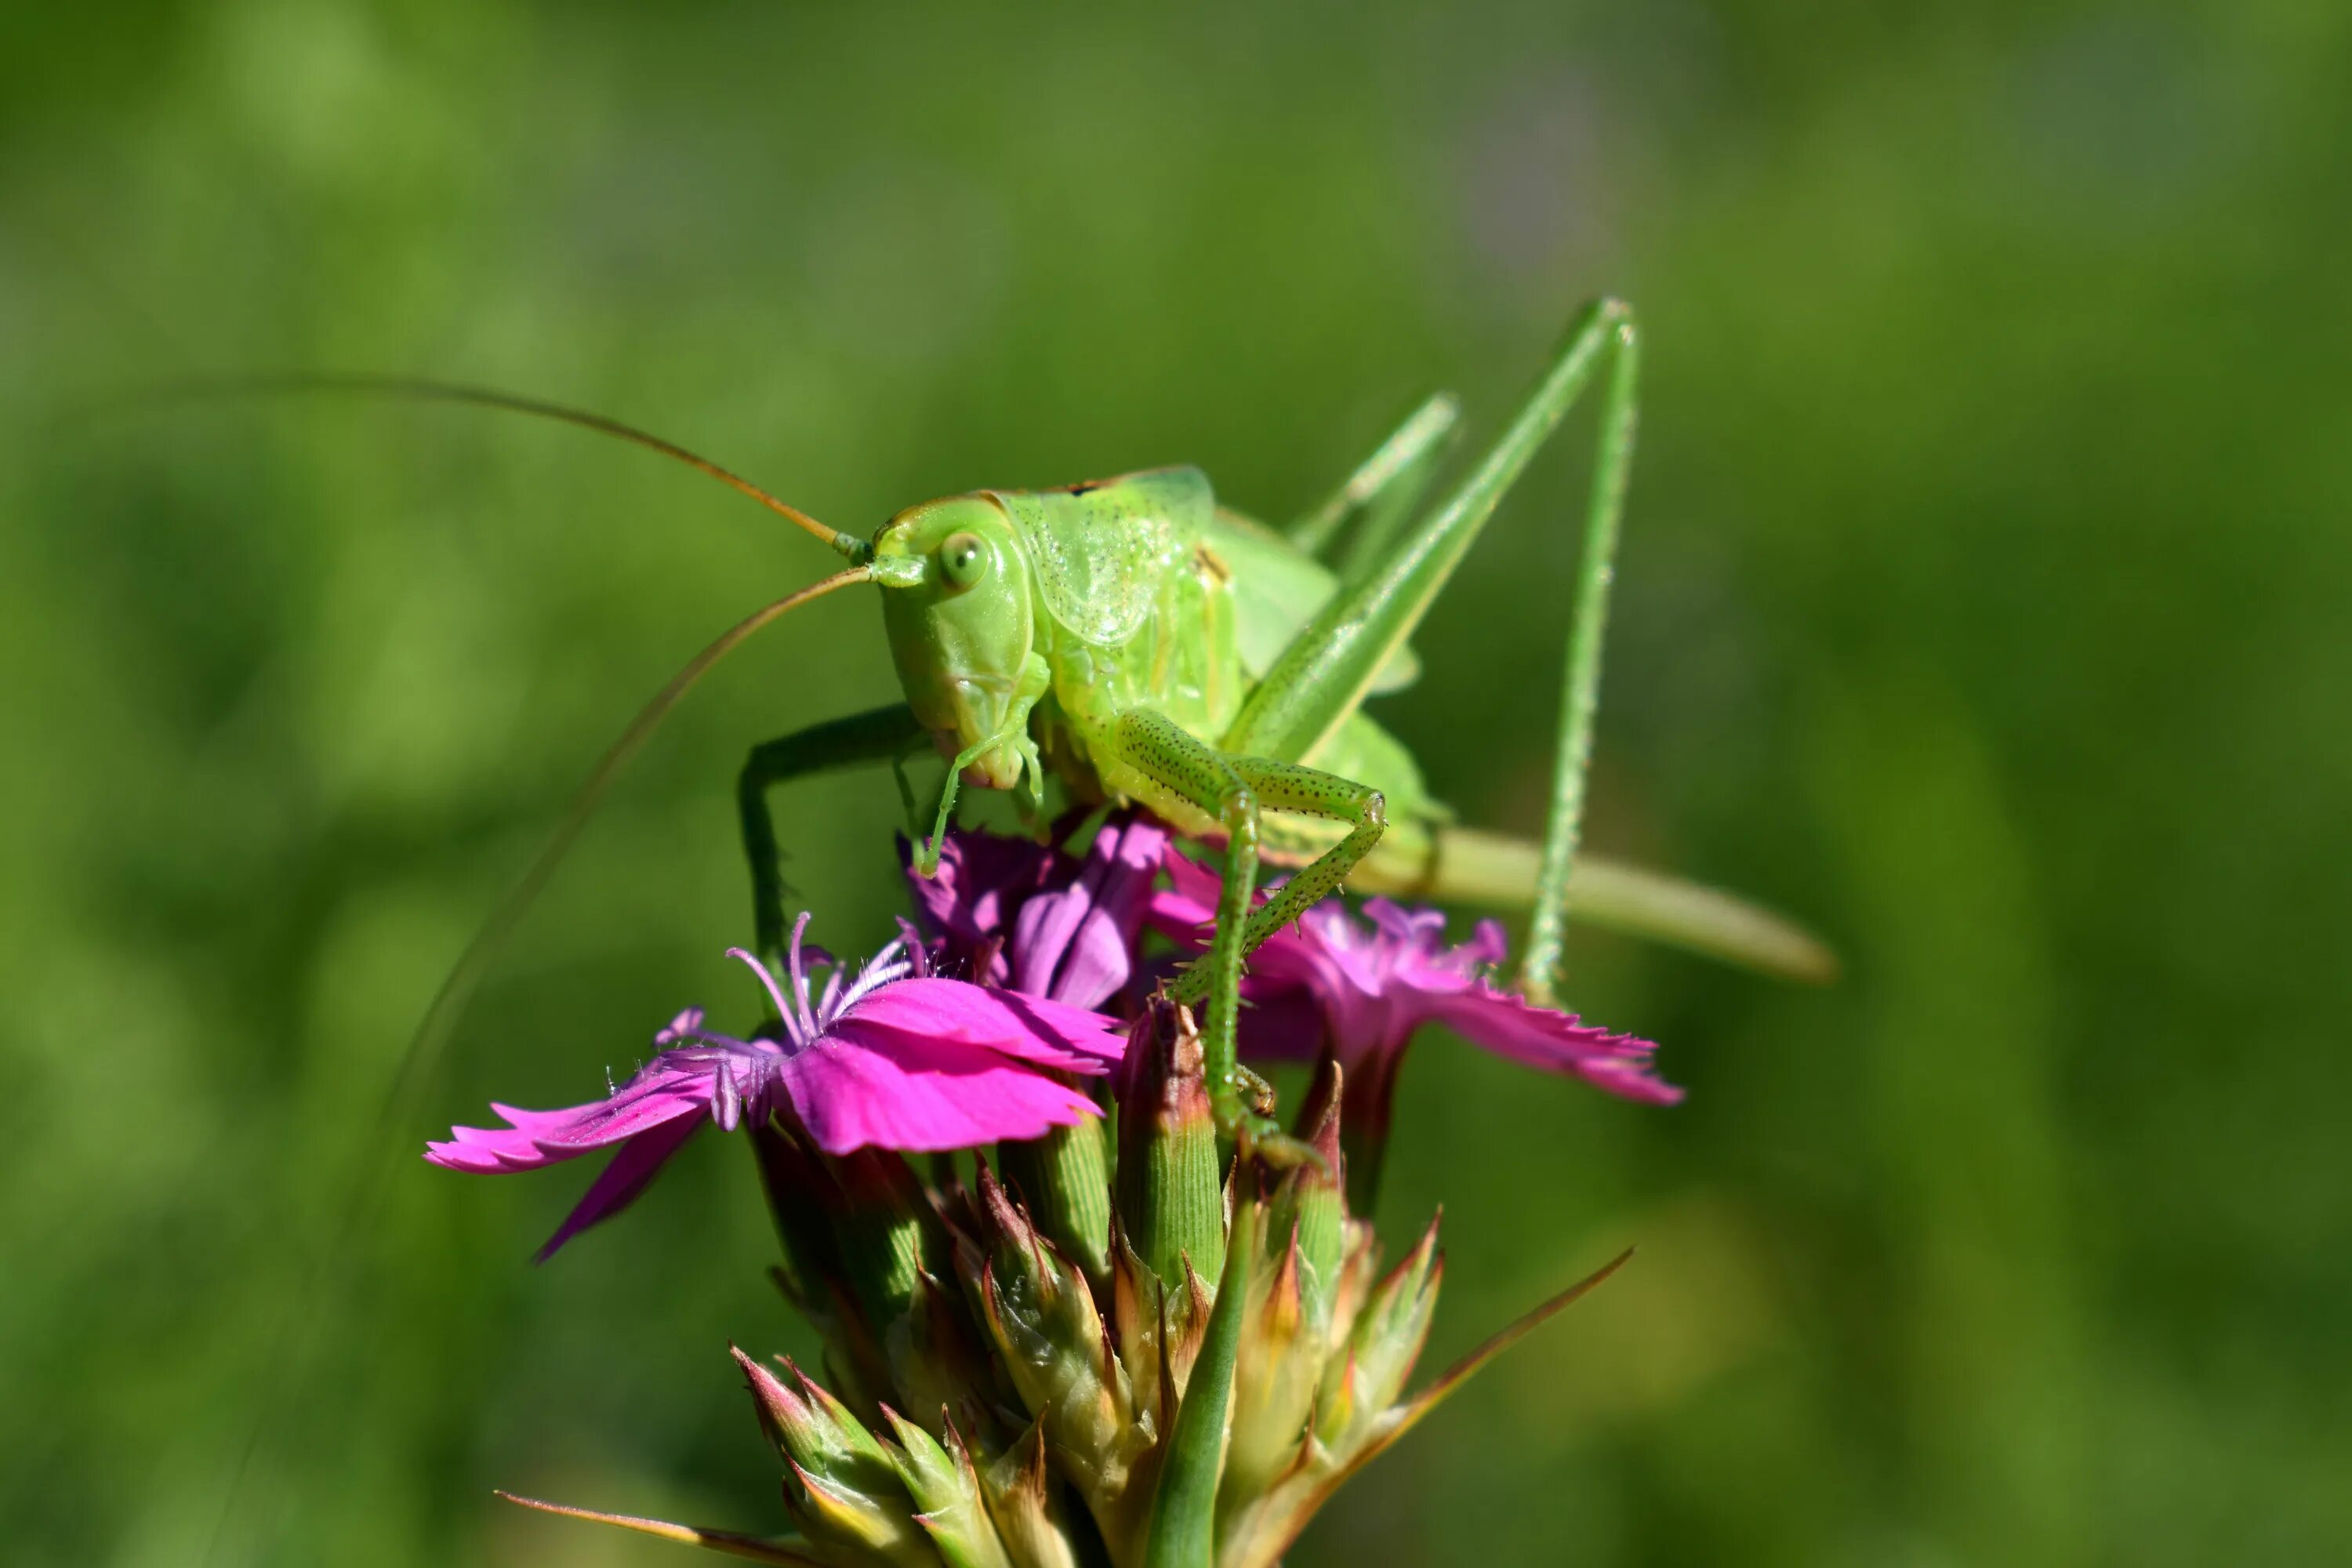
202,565,874,1566
377,565,876,1152
125,373,873,564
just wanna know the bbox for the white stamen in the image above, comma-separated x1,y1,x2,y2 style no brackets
836,937,912,1015
728,921,923,1058
837,960,912,1014
784,912,821,1041
725,946,806,1048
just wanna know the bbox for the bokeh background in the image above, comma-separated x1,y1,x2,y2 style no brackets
5,3,2347,1564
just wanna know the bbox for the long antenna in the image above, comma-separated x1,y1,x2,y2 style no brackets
123,373,873,563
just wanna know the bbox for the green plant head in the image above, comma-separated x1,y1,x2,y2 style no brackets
872,495,1037,789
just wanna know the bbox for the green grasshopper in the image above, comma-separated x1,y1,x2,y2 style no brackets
309,298,1827,1163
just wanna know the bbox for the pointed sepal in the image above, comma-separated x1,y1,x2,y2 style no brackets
960,1160,1146,1528
978,1421,1083,1568
1316,1212,1442,1453
1219,1216,1319,1510
495,1490,826,1564
1222,1249,1633,1568
735,1347,937,1564
881,1408,1015,1568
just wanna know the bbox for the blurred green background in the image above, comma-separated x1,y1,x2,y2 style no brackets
5,2,2347,1564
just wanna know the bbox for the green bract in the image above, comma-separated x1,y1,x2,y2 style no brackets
508,1004,1626,1568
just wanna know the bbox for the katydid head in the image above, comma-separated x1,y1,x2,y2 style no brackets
872,495,1039,789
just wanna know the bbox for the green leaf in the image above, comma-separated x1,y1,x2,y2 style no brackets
1140,1196,1262,1567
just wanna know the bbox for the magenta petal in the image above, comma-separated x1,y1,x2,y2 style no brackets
424,1132,532,1173
527,1085,710,1151
1147,850,1220,935
846,978,1125,1070
433,910,1145,1250
1012,884,1133,1010
425,1084,708,1173
426,1099,612,1168
1151,850,1681,1107
1148,849,1325,986
779,1033,1103,1156
905,831,1054,983
485,1101,598,1138
911,816,1171,1009
532,1113,709,1261
1424,984,1683,1105
1009,815,1171,1007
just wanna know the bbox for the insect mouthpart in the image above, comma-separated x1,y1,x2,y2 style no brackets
935,678,1025,789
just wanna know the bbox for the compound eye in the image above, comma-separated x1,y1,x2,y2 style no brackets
939,531,989,590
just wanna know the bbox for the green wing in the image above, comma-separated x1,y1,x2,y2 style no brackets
991,470,1421,691
991,467,1207,646
1202,506,1421,695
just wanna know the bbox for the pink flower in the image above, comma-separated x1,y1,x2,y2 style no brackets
426,914,1125,1259
1149,851,1679,1142
902,813,1172,1011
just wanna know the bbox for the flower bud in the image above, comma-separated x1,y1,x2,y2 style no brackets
977,1422,1083,1568
1114,996,1225,1292
1316,1214,1443,1457
733,1347,937,1566
881,1407,1015,1568
826,1148,956,1330
1110,1223,1217,1439
753,1121,896,1412
999,1114,1114,1286
884,1267,1007,1446
960,1162,1147,1530
1265,1053,1348,1341
1220,1217,1316,1508
1205,1063,1343,1526
780,1142,1009,1436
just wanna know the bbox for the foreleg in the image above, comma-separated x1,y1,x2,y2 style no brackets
739,703,929,964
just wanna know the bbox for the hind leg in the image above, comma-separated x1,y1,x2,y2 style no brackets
1092,710,1385,1153
1221,299,1643,1005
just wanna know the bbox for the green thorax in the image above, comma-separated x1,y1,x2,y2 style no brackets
990,466,1436,823
993,467,1246,797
